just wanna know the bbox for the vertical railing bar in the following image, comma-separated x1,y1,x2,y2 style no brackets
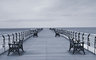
19,32,20,41
15,33,17,41
2,35,5,52
87,34,90,50
12,33,14,43
7,34,10,44
94,36,96,54
73,32,74,39
82,33,84,42
75,32,77,41
78,32,80,42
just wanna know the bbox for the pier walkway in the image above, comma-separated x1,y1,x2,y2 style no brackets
0,28,96,60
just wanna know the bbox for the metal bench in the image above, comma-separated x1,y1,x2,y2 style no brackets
55,32,60,37
69,38,85,54
7,33,24,56
54,30,60,37
8,42,20,55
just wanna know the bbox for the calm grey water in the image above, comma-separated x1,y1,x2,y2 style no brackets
0,27,96,35
0,28,31,35
63,27,96,34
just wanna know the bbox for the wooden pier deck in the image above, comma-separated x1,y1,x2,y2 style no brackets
0,28,96,60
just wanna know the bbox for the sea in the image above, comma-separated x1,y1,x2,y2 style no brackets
63,27,96,34
0,28,31,35
0,27,96,35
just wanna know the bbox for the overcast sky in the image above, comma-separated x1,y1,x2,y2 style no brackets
0,0,96,28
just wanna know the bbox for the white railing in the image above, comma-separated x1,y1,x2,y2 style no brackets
0,28,43,55
51,28,96,55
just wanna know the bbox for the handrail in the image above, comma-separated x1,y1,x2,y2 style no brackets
0,28,43,55
50,28,96,55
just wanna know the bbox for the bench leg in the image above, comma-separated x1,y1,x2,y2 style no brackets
8,48,13,56
16,48,20,55
33,33,38,37
81,47,85,54
7,49,10,56
18,49,20,55
21,45,24,52
83,50,85,54
69,45,71,51
73,47,77,54
55,34,60,37
69,48,71,51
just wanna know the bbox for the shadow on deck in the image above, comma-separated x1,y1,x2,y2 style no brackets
0,28,96,60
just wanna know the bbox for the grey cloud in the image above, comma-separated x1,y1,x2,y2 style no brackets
0,0,96,28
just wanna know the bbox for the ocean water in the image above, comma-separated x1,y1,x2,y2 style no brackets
0,28,31,35
0,27,96,34
63,27,96,34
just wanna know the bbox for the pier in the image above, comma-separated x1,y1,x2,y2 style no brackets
0,28,96,60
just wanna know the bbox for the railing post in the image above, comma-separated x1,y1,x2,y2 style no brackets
29,30,31,37
75,32,77,40
21,32,22,40
7,34,10,44
87,34,90,50
15,33,17,41
70,31,72,39
26,31,28,37
2,35,5,52
78,32,80,42
26,31,27,37
19,32,20,41
94,36,96,54
28,31,29,38
23,32,24,40
82,33,84,42
20,32,22,40
72,32,74,39
68,31,70,40
12,34,14,43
